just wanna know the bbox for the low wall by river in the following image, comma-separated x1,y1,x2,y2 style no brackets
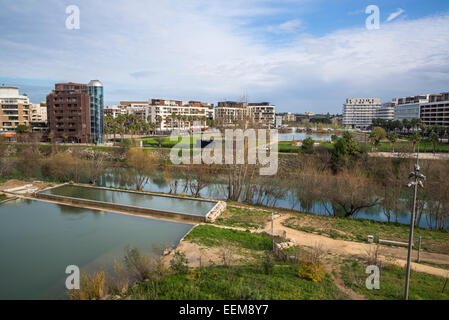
36,184,226,224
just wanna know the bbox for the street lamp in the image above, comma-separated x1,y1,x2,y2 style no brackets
404,153,426,300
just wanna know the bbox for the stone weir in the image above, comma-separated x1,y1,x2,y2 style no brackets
35,184,226,224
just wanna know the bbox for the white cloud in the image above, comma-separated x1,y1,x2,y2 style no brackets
386,8,405,22
267,19,302,33
0,1,448,113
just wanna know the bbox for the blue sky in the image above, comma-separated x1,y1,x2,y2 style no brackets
1,0,449,113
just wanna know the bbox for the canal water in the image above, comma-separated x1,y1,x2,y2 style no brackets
96,169,449,230
41,184,216,217
277,128,340,141
0,198,193,299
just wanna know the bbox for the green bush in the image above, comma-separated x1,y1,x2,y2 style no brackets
261,251,275,275
298,261,325,282
170,251,189,274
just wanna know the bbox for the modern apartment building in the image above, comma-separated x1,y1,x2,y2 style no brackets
148,99,209,132
215,101,247,125
46,82,91,143
215,101,276,127
278,112,296,122
374,102,396,121
104,105,127,118
393,92,449,125
342,98,381,129
0,86,31,132
30,103,47,123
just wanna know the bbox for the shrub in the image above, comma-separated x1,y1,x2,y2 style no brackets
69,271,106,300
261,251,275,275
170,251,189,274
298,262,325,282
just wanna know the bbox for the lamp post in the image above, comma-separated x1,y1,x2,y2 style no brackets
404,152,426,300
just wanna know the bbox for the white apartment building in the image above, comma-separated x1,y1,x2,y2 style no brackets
0,86,30,131
30,103,47,123
104,105,128,118
148,99,209,132
375,102,396,121
342,98,381,129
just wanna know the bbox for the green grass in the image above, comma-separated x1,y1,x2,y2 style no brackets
141,135,202,148
284,214,449,254
341,260,449,300
361,140,449,153
214,206,272,229
185,225,272,251
129,264,347,300
0,194,7,202
278,141,300,153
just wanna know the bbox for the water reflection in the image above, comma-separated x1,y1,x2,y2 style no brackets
97,168,448,230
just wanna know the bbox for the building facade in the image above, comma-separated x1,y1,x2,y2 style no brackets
392,92,449,125
46,82,91,143
87,80,104,144
30,103,48,123
0,86,30,132
375,102,396,121
215,101,275,127
148,99,209,132
342,98,381,129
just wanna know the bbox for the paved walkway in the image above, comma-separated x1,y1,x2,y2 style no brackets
369,152,449,160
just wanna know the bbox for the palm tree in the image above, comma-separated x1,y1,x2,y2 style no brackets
411,131,421,153
387,131,398,153
429,131,439,154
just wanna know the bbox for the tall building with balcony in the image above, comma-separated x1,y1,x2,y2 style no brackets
374,102,396,121
342,98,381,129
0,86,30,132
215,101,276,127
46,82,91,143
30,103,48,123
47,81,104,143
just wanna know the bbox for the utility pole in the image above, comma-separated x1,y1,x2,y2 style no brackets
404,150,426,300
271,212,274,251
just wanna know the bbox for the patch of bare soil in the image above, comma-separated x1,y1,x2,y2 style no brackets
288,215,350,237
163,241,255,268
0,179,56,192
322,256,367,300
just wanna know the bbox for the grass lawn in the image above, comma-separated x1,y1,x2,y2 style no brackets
142,135,202,148
185,225,272,251
214,206,272,229
341,260,449,300
284,214,449,254
278,141,300,153
362,141,449,153
129,263,347,300
129,225,347,300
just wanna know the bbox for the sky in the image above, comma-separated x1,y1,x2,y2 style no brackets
1,0,449,114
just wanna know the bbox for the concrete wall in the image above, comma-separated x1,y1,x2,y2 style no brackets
36,192,206,224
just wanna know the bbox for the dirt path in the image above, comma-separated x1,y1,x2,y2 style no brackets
265,214,449,278
323,259,367,300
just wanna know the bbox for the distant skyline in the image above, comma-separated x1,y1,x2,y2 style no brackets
1,0,449,113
